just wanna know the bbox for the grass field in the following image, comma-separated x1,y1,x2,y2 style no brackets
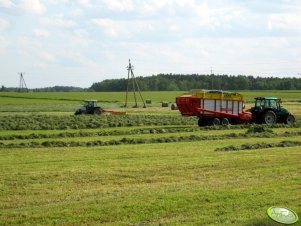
0,91,300,117
0,91,300,225
0,90,300,104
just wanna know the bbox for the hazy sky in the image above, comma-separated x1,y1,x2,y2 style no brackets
0,0,301,88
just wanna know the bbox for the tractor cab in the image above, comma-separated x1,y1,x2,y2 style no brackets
250,97,294,125
75,100,103,115
254,97,281,110
84,100,98,109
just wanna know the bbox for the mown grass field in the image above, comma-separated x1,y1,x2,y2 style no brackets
0,91,300,225
0,91,300,118
1,90,301,104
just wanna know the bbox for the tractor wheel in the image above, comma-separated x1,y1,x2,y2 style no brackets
94,109,101,115
285,115,295,125
221,118,230,126
74,109,82,115
212,118,221,126
263,111,276,125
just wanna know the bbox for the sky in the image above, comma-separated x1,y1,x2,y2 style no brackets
0,0,301,88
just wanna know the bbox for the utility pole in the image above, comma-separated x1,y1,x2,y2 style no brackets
18,72,28,92
211,67,214,90
124,60,146,108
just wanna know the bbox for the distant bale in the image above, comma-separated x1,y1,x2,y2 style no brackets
162,102,169,107
171,103,178,110
146,99,152,104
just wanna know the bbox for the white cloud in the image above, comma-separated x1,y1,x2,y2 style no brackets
78,0,93,8
0,0,15,8
140,0,170,12
72,29,90,47
0,35,9,53
33,28,50,38
1,0,301,88
47,0,69,4
0,18,10,30
102,0,133,12
62,50,98,67
40,15,76,28
20,0,46,14
104,50,115,60
91,18,118,37
70,9,83,17
268,13,301,32
177,36,301,75
179,1,247,30
169,24,179,32
39,51,55,62
91,18,153,37
111,1,250,31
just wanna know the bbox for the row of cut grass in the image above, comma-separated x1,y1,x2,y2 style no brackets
1,127,300,148
0,125,299,140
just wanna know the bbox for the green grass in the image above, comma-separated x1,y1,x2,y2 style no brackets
1,127,300,145
0,91,183,104
0,137,300,225
0,125,191,136
1,90,300,104
0,91,300,225
0,121,301,225
0,90,300,114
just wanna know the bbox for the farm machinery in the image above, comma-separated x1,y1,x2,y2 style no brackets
250,97,295,125
74,100,126,115
176,90,295,126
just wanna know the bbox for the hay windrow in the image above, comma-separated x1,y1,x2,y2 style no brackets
1,130,301,149
0,114,300,131
215,140,301,152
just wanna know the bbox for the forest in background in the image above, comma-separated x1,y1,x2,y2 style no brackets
1,74,301,92
90,74,301,91
0,86,88,92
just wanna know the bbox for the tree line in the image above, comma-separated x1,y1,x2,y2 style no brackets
0,86,88,92
2,74,300,92
90,74,301,91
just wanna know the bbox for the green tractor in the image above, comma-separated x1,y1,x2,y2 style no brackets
74,100,103,115
250,97,295,125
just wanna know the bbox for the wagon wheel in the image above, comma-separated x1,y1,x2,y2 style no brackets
221,118,230,126
198,118,207,127
212,118,221,126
